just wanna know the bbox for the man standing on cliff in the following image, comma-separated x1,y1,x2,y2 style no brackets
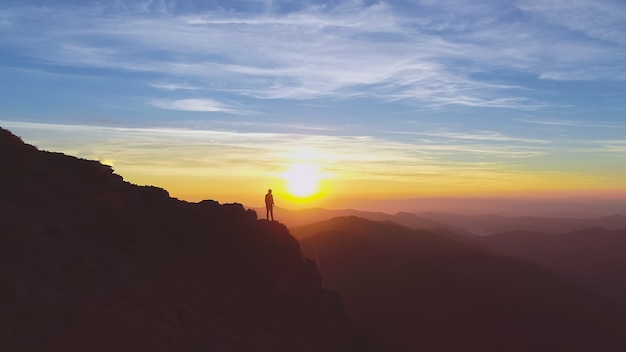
265,189,275,221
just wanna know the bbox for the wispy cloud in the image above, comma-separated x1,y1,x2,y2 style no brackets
6,1,622,109
425,131,550,144
516,0,626,45
7,124,570,197
598,140,626,154
148,98,239,113
519,118,626,129
514,0,626,81
4,120,622,202
150,81,205,91
1,121,547,175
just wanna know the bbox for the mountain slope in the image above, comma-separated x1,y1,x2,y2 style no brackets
294,216,626,352
480,228,626,308
0,127,353,352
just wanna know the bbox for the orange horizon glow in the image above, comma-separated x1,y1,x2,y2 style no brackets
3,122,625,214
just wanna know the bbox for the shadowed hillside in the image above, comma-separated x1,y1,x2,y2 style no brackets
293,216,626,352
0,127,354,352
480,228,626,310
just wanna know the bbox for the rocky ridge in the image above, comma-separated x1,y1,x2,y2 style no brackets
0,127,352,352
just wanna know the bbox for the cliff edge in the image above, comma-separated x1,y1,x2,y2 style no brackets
0,127,351,352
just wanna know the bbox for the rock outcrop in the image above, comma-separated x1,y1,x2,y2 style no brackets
0,127,352,352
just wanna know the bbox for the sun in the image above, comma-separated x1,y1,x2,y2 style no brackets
282,164,321,198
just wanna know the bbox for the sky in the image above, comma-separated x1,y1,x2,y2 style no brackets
1,0,625,211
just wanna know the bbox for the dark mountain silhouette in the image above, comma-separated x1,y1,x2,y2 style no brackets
418,212,626,236
292,216,626,352
480,228,626,309
0,127,355,352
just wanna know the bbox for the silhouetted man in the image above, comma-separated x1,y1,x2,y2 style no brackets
265,189,274,221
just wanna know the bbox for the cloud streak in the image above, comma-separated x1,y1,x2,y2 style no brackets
149,98,239,113
1,121,547,172
3,120,623,202
519,118,626,129
3,1,623,110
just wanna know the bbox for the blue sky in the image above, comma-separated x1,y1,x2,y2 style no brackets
1,0,625,207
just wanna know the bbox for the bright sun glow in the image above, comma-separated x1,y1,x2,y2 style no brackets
282,164,321,198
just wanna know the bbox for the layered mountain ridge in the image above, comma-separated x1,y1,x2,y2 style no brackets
264,206,626,237
293,216,626,352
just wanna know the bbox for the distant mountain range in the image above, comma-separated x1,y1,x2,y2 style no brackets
292,216,626,352
419,212,626,236
256,207,463,235
265,206,626,236
328,196,626,218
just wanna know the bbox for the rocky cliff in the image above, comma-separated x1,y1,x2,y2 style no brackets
0,127,352,352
